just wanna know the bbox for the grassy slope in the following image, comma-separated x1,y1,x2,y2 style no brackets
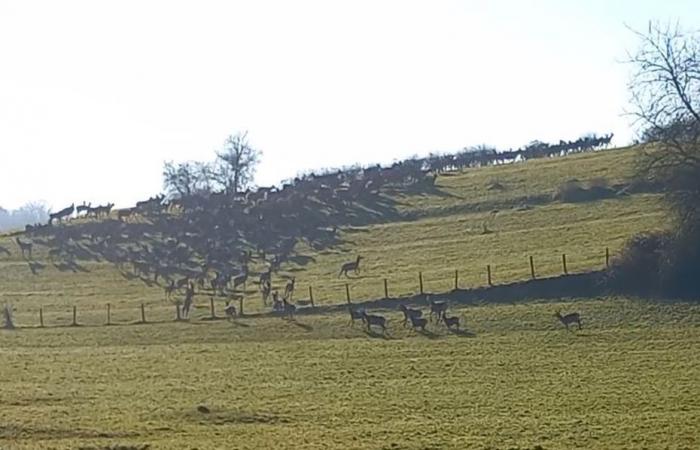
2,146,698,449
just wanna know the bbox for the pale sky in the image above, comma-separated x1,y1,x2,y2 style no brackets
0,0,697,210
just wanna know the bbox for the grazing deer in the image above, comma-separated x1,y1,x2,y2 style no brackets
362,311,387,333
347,305,365,326
428,297,448,322
399,304,423,327
282,298,296,320
15,237,33,259
408,313,428,332
339,255,363,277
224,301,237,320
49,203,75,224
442,314,460,330
284,277,295,301
555,311,582,331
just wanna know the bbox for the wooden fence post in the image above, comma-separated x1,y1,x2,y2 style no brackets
140,303,146,323
454,269,459,290
71,306,77,326
210,297,216,319
345,283,351,303
487,265,493,286
39,307,44,327
605,247,610,267
419,272,424,294
239,297,244,317
308,286,314,308
107,303,111,325
383,278,389,298
562,253,568,275
529,255,536,279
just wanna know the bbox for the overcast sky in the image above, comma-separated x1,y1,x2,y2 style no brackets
1,0,697,210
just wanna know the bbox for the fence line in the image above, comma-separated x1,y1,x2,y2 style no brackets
8,247,615,329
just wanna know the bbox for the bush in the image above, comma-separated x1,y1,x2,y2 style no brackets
554,179,616,203
606,228,700,299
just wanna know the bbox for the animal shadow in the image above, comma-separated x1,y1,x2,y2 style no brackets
291,320,313,331
448,328,477,338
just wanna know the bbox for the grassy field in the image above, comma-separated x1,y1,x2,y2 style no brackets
1,298,699,449
2,146,698,449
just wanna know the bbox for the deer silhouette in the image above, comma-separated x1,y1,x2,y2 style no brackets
339,255,363,277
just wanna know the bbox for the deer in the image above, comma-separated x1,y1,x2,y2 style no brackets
399,304,423,328
260,278,271,305
76,202,91,216
408,313,428,332
15,237,33,259
362,311,387,333
339,255,363,277
232,266,248,291
271,290,284,312
442,313,460,330
181,282,196,319
282,298,296,320
555,311,582,331
284,277,295,301
224,301,237,320
347,304,365,326
428,296,448,322
49,203,75,225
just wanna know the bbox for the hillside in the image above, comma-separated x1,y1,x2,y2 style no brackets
0,145,668,323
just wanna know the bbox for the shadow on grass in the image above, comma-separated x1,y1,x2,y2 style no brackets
363,328,393,340
290,320,313,331
447,328,477,338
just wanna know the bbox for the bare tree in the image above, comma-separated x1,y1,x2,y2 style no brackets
627,21,700,229
162,161,213,199
214,132,261,195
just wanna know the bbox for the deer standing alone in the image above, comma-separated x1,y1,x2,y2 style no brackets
555,311,582,331
339,255,363,277
15,237,33,259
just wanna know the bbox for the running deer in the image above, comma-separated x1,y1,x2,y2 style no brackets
428,296,448,322
338,255,363,277
555,311,582,331
15,237,33,259
442,313,460,330
408,313,428,332
399,304,423,328
362,311,387,333
49,203,75,224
